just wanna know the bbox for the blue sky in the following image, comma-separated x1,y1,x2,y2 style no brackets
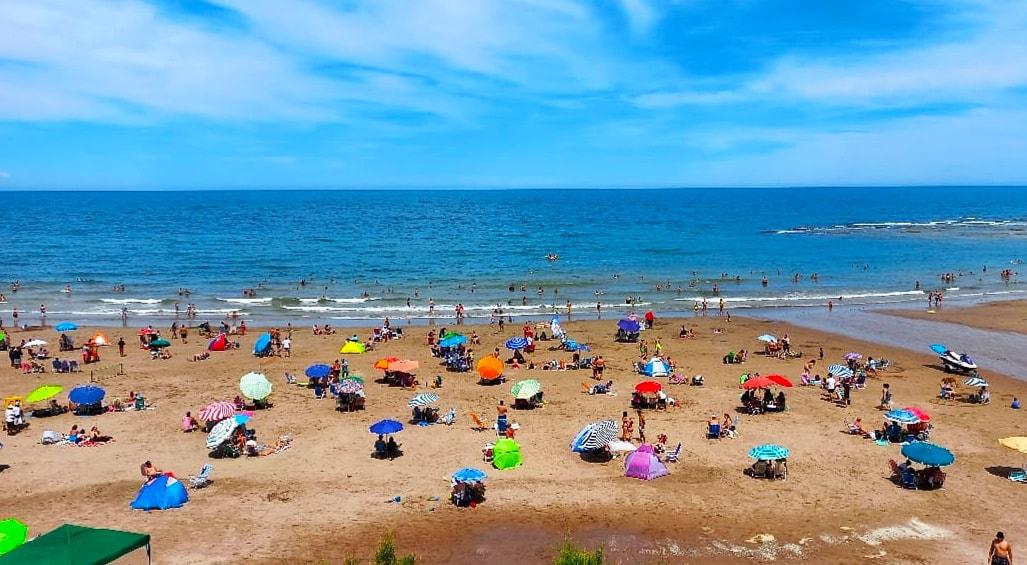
2,0,1027,189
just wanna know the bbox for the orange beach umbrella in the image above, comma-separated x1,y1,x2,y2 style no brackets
477,356,504,381
374,357,399,370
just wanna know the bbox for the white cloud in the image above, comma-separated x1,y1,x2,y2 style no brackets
618,0,659,35
0,171,10,180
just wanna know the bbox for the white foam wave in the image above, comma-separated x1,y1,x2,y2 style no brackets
216,297,272,304
100,298,162,304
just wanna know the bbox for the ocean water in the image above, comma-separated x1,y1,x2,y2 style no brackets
0,187,1025,327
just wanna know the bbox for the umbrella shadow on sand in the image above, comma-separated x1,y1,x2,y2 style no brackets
985,466,1022,478
0,464,10,474
579,451,614,463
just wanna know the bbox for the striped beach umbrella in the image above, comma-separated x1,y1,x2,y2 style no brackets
240,372,272,400
505,337,529,350
199,401,236,422
884,409,920,425
511,379,541,400
964,376,989,387
748,444,789,460
206,417,238,449
408,392,439,407
571,420,619,452
828,364,854,378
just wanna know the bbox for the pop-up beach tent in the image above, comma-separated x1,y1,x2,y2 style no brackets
0,523,151,564
130,474,189,511
208,333,228,352
252,332,272,357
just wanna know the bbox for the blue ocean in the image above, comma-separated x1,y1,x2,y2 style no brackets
1,187,1025,326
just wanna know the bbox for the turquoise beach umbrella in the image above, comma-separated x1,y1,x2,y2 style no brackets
748,444,789,460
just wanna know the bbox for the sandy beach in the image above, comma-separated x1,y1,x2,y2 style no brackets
883,299,1027,336
2,314,1026,564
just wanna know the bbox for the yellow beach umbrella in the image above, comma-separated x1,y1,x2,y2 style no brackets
999,437,1027,454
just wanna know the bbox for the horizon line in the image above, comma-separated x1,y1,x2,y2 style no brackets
2,184,1027,192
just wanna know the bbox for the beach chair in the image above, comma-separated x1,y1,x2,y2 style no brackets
900,469,918,490
1009,469,1027,483
469,413,490,431
664,443,682,463
189,464,213,488
706,424,721,440
581,381,591,394
440,408,456,426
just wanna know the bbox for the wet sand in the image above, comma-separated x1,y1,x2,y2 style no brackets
2,316,1026,564
883,299,1027,336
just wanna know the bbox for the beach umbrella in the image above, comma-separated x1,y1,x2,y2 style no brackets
757,334,777,343
505,337,529,350
607,440,638,453
828,364,854,378
22,339,47,348
388,359,419,373
929,343,948,355
765,374,793,387
511,379,541,400
336,379,364,394
903,406,931,423
55,322,78,332
408,392,439,407
90,332,110,346
369,419,404,435
570,420,619,452
138,328,156,336
0,330,5,343
439,334,467,348
374,357,400,370
843,352,862,361
452,467,488,483
741,376,776,390
748,444,790,460
634,380,662,394
149,338,171,348
964,376,989,387
901,442,955,467
68,385,105,405
25,385,62,404
339,341,366,354
198,401,236,422
550,316,564,338
239,372,272,400
206,417,238,449
305,364,332,379
477,356,504,381
999,437,1027,454
884,409,920,425
234,413,251,425
643,358,669,378
617,319,641,333
0,518,28,556
493,438,522,470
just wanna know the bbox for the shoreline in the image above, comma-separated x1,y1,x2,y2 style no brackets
880,299,1027,336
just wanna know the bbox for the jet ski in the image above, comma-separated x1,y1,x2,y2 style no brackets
940,350,978,374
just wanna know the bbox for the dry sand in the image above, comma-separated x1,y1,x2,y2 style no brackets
883,299,1027,335
2,315,1026,564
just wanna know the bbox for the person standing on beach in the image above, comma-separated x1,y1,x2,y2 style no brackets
879,383,893,410
636,410,646,444
117,337,126,357
990,532,1012,565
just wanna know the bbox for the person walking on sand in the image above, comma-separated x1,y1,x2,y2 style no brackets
636,410,646,444
990,532,1012,565
879,383,893,410
117,337,126,357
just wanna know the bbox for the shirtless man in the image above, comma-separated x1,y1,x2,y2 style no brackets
990,532,1013,565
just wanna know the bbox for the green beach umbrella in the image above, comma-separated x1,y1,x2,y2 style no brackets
25,385,63,404
0,518,28,556
240,372,272,400
343,374,364,384
150,338,171,348
0,330,6,343
493,438,522,470
511,379,541,400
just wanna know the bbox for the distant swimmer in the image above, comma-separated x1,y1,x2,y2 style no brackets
546,253,559,261
62,285,72,293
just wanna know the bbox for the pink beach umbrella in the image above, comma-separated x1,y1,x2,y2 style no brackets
198,401,236,422
623,444,670,481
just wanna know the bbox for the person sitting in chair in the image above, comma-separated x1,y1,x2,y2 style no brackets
373,434,387,457
386,435,401,459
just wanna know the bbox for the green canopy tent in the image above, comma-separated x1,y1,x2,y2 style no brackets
0,524,150,565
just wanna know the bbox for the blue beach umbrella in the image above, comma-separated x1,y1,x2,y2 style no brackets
901,442,955,467
234,413,251,425
439,334,467,348
55,322,78,332
369,419,404,435
505,337,529,350
452,467,488,483
828,364,854,378
305,364,332,379
884,409,920,425
929,344,948,355
748,444,789,460
68,385,105,405
617,319,641,332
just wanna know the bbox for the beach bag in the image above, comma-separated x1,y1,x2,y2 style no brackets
41,430,60,444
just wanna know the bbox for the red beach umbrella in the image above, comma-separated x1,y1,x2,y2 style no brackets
634,380,662,394
742,376,776,390
765,374,793,388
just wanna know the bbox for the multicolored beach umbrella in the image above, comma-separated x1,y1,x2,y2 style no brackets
408,393,439,407
748,444,789,460
439,334,467,348
828,364,854,378
336,379,364,394
884,409,920,425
